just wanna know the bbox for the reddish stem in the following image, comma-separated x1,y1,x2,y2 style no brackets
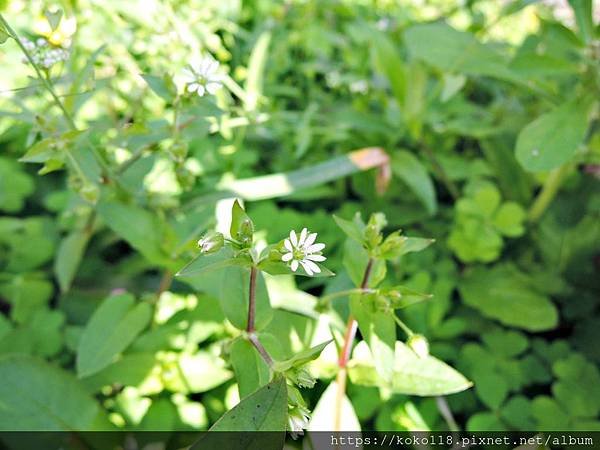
334,258,373,430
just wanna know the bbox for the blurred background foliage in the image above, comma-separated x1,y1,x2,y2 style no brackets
0,0,599,438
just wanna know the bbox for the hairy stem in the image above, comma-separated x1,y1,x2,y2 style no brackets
246,266,273,367
528,164,570,223
248,333,273,367
334,258,373,431
247,266,257,332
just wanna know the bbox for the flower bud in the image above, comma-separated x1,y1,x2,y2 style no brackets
197,231,224,254
79,183,99,204
407,334,429,358
236,218,254,244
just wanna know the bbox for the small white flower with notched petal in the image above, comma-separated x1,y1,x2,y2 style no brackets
281,228,326,276
181,56,223,97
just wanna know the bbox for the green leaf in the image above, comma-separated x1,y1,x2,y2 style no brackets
0,23,9,44
333,214,365,244
219,266,273,331
391,341,472,395
230,199,254,243
466,412,505,431
473,367,509,410
401,237,435,255
76,293,152,377
531,396,570,429
492,202,526,237
188,148,390,204
370,27,406,106
391,151,437,214
44,7,63,31
207,376,287,431
569,0,595,44
230,337,270,398
404,23,516,81
383,285,432,309
459,265,559,332
245,31,271,112
141,73,176,102
350,294,395,382
552,354,600,417
0,274,53,324
54,230,90,293
97,200,167,264
343,239,386,287
515,100,592,172
176,247,249,278
273,340,331,372
81,353,160,394
308,381,361,431
0,355,98,430
0,158,34,213
349,342,472,396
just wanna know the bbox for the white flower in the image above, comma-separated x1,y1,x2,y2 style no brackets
288,407,310,438
20,37,68,69
181,56,223,97
407,334,429,359
281,228,326,276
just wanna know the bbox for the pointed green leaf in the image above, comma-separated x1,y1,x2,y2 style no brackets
351,294,395,382
208,376,287,431
176,247,249,277
273,340,331,372
392,151,437,214
0,355,98,430
230,337,270,398
515,100,592,172
97,200,167,264
54,230,90,293
230,199,254,244
245,31,271,112
459,265,558,331
77,293,152,377
349,342,472,396
220,266,273,331
0,23,9,44
333,214,365,244
141,73,176,102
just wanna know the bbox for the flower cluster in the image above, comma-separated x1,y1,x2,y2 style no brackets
281,228,326,276
181,56,223,97
20,37,69,69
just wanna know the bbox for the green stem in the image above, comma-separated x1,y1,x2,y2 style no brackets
393,315,414,338
528,164,571,223
0,14,77,130
0,14,93,182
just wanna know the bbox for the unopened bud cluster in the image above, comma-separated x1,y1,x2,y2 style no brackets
20,37,69,69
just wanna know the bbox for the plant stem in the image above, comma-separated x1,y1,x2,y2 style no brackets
248,333,273,366
436,396,459,432
247,266,257,332
528,164,570,223
246,266,273,367
393,315,414,337
0,15,77,129
156,270,173,298
334,258,373,431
